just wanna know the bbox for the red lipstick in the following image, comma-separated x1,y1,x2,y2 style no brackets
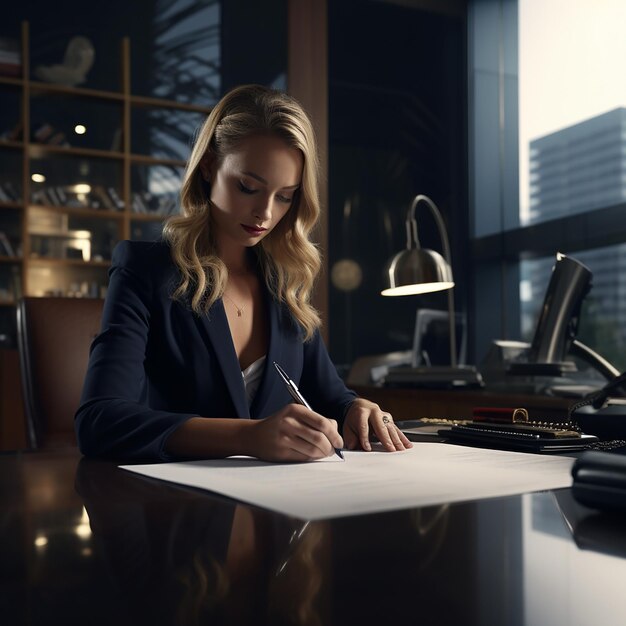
241,224,267,236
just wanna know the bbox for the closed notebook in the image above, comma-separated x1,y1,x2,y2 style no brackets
439,422,598,453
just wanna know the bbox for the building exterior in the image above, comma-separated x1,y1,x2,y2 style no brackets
528,107,626,224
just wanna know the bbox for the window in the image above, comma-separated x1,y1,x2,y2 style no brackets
518,0,626,371
470,0,626,373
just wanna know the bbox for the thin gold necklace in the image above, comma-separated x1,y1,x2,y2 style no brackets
223,293,245,317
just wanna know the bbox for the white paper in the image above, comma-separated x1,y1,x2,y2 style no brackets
120,443,576,520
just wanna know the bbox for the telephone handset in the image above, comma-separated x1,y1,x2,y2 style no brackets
569,371,626,440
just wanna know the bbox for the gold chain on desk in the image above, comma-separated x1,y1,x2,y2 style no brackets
417,417,472,425
527,418,580,431
528,417,626,450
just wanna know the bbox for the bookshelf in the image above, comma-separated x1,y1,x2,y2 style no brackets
0,21,212,343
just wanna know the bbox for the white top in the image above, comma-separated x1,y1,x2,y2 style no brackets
241,355,266,407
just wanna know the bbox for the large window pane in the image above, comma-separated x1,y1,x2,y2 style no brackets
130,1,221,103
512,1,626,375
519,0,626,225
471,0,626,367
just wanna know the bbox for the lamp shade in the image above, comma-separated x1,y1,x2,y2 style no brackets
381,248,454,296
381,194,455,297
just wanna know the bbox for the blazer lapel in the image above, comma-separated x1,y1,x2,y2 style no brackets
196,300,250,418
250,295,285,418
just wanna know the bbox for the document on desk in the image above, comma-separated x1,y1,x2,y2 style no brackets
120,443,576,520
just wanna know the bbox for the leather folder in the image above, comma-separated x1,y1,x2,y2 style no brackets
439,422,597,453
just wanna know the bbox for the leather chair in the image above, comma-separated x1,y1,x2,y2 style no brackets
17,297,103,449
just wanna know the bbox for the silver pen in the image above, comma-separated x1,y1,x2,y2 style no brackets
273,361,344,460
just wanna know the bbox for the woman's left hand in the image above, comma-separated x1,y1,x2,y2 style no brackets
342,398,413,452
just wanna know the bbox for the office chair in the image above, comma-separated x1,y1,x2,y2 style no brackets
17,297,103,449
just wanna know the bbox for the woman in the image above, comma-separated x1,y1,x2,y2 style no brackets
75,84,412,462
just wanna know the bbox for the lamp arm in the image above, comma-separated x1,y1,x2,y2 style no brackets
405,195,421,249
407,194,457,367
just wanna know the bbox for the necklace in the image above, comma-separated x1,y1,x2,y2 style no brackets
223,293,245,317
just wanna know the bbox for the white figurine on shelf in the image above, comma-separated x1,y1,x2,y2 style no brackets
34,36,95,86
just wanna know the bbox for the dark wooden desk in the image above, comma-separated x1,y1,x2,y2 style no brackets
2,447,626,625
352,384,574,423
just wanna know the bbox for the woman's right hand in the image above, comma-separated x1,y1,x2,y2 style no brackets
246,404,343,462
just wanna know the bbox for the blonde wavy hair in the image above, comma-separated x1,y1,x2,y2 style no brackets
163,84,322,339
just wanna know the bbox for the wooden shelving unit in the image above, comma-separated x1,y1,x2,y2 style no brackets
0,20,212,311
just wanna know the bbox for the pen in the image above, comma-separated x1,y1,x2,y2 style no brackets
273,361,344,460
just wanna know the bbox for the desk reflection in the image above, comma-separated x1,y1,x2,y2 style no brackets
75,458,330,626
75,459,464,626
524,491,626,626
553,490,626,558
8,449,626,625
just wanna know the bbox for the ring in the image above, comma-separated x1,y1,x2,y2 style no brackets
382,415,391,425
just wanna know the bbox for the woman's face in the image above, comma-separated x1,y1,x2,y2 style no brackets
202,134,303,253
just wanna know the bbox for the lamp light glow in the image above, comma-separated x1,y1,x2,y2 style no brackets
382,282,454,297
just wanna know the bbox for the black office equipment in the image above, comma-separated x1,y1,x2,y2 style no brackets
384,365,484,389
482,252,620,392
572,451,626,512
411,308,467,367
569,369,626,439
383,308,483,388
508,252,592,376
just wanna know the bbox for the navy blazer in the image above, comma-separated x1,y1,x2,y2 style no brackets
75,240,356,461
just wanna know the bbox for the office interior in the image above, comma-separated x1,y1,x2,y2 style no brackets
2,0,625,424
2,1,626,624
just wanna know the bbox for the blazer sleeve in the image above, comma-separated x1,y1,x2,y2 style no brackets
298,329,357,426
75,241,197,461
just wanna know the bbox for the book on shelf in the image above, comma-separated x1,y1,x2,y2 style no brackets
65,194,90,208
160,196,178,216
32,185,118,211
131,192,145,213
91,186,115,210
106,187,125,210
132,191,178,216
55,186,68,204
31,189,46,205
32,122,55,143
110,128,123,152
0,37,20,77
31,122,70,147
45,187,62,206
48,130,69,146
143,191,160,213
2,182,19,202
0,121,23,142
0,232,15,257
37,186,71,207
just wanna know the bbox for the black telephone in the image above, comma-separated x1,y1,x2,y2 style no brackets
570,371,626,439
569,374,626,513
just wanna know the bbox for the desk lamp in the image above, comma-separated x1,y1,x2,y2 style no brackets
381,194,457,367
